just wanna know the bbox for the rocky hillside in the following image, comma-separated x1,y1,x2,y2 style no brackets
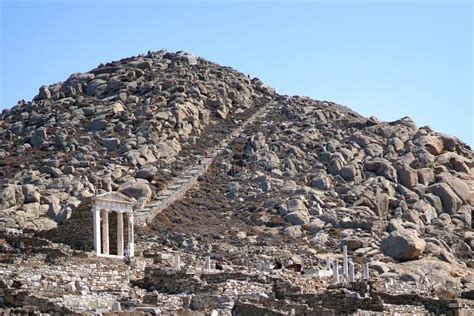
1,50,473,298
0,50,273,230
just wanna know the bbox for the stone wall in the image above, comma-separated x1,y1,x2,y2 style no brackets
0,259,130,304
377,292,474,316
40,198,95,251
143,267,269,295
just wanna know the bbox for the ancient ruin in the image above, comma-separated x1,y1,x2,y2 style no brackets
0,50,473,314
92,192,135,257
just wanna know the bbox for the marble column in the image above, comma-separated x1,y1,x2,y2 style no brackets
348,261,355,282
363,263,370,280
343,245,348,277
117,211,124,256
205,256,211,272
326,257,332,270
333,260,339,283
175,253,181,271
101,210,109,255
92,207,101,255
128,212,134,257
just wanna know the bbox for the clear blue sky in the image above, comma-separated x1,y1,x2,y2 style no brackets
1,0,473,145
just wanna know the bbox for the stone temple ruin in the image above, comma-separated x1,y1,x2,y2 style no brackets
92,192,136,258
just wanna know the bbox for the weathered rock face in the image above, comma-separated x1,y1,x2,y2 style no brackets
380,228,426,261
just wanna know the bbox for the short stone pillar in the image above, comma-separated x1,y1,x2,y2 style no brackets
332,260,339,283
343,245,348,277
348,261,355,283
112,302,121,312
205,256,211,272
326,257,332,270
175,253,181,271
363,262,370,280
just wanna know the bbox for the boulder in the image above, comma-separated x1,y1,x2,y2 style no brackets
305,218,325,233
284,211,310,225
311,175,331,190
402,209,424,230
417,168,435,186
413,200,437,224
282,225,303,238
364,158,397,182
22,184,40,203
136,165,158,181
1,184,24,209
397,163,418,188
111,102,125,114
374,193,389,217
340,163,361,182
119,180,152,203
39,166,63,178
104,138,121,151
342,236,364,251
89,117,108,132
380,228,426,261
257,151,280,171
85,79,107,96
286,198,308,213
424,193,443,214
445,177,473,204
428,183,462,214
419,135,444,155
38,85,52,100
310,231,329,245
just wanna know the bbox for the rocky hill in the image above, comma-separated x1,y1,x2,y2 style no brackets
0,50,473,314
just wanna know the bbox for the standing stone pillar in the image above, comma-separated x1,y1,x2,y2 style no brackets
205,256,211,272
92,208,101,255
175,253,181,271
343,245,348,277
363,262,370,280
117,211,124,256
348,261,355,282
128,212,135,257
326,257,332,270
101,210,109,255
333,260,339,283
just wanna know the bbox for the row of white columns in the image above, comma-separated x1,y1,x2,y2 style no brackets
328,245,370,283
92,207,134,257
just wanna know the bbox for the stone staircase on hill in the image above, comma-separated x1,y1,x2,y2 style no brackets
135,100,276,225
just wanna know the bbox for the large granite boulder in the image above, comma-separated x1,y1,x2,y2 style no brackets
380,228,426,261
428,182,462,214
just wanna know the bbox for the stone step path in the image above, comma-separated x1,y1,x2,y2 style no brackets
135,101,275,225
